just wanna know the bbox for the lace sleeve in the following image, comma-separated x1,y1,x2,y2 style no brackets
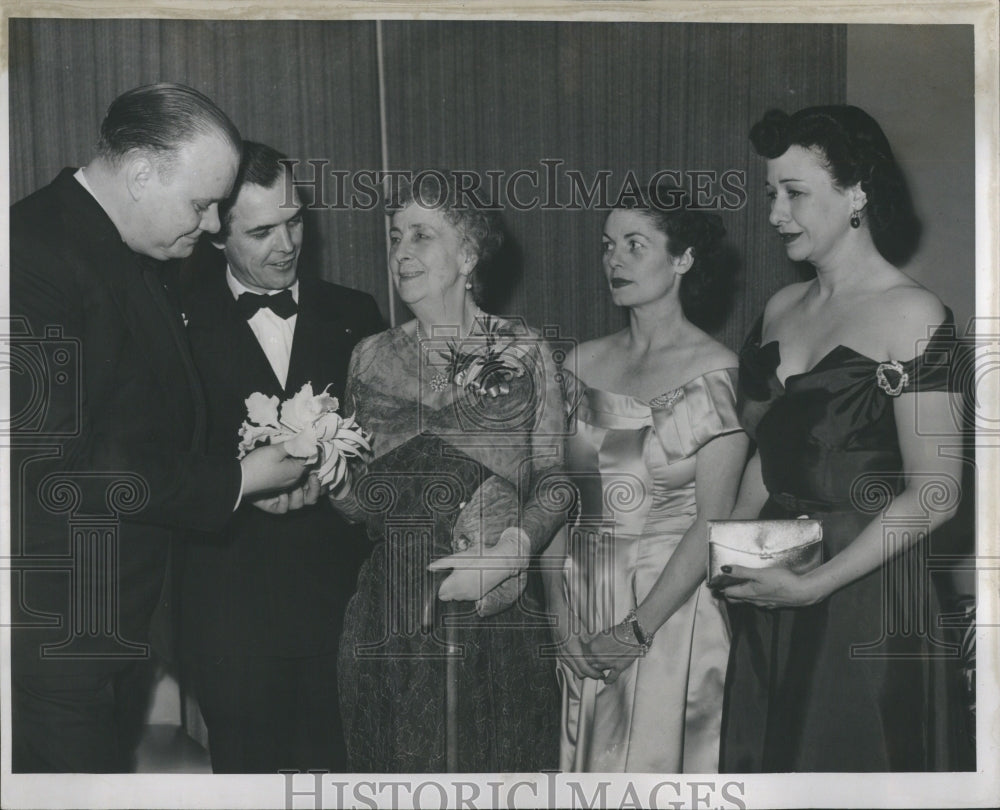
342,332,381,420
328,334,381,525
517,336,573,554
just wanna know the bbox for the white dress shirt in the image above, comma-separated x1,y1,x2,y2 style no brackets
226,267,299,389
74,167,98,198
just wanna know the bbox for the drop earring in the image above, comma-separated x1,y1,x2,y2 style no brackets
850,211,861,229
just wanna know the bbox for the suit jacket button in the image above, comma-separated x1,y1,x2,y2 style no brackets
345,327,353,335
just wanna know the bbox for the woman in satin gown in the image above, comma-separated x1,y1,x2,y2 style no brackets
329,173,567,772
546,197,748,772
716,105,967,771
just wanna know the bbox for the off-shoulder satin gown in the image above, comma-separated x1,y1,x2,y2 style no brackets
558,368,742,772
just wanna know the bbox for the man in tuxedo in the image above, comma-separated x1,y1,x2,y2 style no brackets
9,85,311,772
178,140,383,773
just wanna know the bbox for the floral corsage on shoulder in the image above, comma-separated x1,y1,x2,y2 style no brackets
237,382,371,488
442,316,528,398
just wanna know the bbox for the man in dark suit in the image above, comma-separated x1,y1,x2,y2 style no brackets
9,85,311,772
178,141,383,773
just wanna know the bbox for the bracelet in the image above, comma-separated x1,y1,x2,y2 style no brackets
624,607,655,654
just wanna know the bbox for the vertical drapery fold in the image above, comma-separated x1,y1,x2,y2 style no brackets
378,21,846,347
9,18,845,349
8,19,388,316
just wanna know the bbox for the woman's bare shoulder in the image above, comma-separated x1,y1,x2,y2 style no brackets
879,284,948,361
763,281,813,323
563,332,623,379
694,336,739,374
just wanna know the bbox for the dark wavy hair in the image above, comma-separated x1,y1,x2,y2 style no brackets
386,171,505,308
217,140,290,240
617,187,735,329
749,105,921,266
96,83,241,176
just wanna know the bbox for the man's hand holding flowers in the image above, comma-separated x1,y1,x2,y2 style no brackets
237,382,371,514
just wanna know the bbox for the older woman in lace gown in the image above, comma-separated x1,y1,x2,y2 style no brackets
330,172,568,772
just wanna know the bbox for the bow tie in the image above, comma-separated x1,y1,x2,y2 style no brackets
236,289,298,320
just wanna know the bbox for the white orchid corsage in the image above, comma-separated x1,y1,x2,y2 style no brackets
444,316,527,398
237,382,371,488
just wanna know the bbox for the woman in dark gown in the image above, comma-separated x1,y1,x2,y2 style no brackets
717,105,968,772
329,173,566,772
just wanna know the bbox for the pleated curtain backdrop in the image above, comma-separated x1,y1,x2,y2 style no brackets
8,18,845,351
8,19,388,313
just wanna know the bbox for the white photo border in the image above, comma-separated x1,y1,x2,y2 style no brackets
1,2,996,808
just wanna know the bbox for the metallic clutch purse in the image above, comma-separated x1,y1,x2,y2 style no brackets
707,518,823,587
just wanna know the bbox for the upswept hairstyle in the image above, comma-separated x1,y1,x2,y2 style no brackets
750,105,921,266
386,171,505,308
619,186,735,329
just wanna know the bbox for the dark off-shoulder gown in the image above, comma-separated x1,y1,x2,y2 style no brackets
721,311,970,772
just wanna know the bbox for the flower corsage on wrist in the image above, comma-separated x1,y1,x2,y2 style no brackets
620,607,656,654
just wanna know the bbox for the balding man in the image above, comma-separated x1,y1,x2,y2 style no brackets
10,84,309,772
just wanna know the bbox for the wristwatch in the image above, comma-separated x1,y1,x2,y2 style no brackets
623,607,655,654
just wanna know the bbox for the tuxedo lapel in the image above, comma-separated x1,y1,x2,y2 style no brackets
64,177,204,449
140,264,208,445
185,269,361,430
285,280,353,399
285,292,326,397
199,267,288,397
